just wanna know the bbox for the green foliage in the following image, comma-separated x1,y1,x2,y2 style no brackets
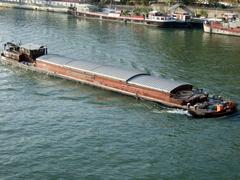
140,0,150,5
179,0,197,5
208,0,220,6
121,9,131,16
120,0,151,5
133,6,152,15
199,9,208,17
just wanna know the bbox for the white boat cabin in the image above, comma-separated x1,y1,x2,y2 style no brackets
147,11,174,21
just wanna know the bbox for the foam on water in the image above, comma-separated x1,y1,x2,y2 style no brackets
152,108,191,116
166,109,191,116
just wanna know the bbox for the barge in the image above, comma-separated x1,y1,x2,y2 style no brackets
204,20,240,37
145,11,176,28
69,5,145,24
204,13,240,37
0,42,237,118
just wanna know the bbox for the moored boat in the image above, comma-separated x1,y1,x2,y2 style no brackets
203,13,240,37
0,42,237,118
145,11,176,28
68,4,203,29
69,4,145,24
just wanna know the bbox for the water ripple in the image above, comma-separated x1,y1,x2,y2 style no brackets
0,8,240,180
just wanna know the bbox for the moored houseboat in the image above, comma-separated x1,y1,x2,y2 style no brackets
145,11,176,28
168,3,204,28
0,42,237,118
203,13,240,37
69,4,145,24
68,4,203,28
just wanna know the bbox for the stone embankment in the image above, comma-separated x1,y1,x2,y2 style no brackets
0,1,239,18
0,2,68,13
113,4,240,18
150,4,240,18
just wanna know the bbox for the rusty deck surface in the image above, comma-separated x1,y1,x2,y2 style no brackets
35,54,192,108
1,54,192,108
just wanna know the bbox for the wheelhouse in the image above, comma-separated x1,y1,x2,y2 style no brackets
19,43,47,61
3,42,47,62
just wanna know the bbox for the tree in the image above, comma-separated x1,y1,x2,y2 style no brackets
140,0,150,5
180,0,197,5
120,0,150,5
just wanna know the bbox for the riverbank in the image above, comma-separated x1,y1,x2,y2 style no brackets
0,2,68,13
0,1,239,31
150,4,240,18
0,1,204,29
1,1,239,18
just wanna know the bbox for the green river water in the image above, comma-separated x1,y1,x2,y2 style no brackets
0,8,240,179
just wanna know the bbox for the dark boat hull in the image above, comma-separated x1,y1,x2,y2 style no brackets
145,20,176,28
188,107,238,118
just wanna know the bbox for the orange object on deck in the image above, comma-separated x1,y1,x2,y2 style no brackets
217,104,224,112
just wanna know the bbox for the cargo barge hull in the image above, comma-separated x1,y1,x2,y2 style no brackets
1,42,237,118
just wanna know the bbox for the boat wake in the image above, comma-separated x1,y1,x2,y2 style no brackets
140,101,191,116
152,108,191,116
166,109,191,116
